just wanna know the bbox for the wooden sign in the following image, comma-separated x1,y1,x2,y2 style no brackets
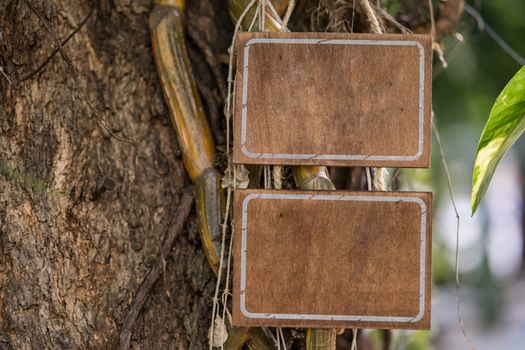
233,32,432,167
233,189,432,329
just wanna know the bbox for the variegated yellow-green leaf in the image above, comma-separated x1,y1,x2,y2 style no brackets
472,66,525,214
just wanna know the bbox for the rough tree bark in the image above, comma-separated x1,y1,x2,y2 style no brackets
0,0,230,348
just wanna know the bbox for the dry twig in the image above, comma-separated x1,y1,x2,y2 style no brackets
187,24,228,100
24,0,135,147
464,3,525,66
20,0,96,82
118,190,194,350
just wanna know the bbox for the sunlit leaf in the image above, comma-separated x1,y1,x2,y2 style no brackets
471,66,525,214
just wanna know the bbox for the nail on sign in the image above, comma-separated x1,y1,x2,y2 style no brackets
233,32,432,167
233,189,432,329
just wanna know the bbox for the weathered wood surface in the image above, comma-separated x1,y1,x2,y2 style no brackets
233,189,432,329
233,32,432,167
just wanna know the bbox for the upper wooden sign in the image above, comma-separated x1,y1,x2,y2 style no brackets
233,189,432,329
233,32,432,167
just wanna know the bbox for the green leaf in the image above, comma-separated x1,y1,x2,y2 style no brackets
472,66,525,214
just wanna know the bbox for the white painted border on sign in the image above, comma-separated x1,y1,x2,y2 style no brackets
240,38,426,161
240,193,428,323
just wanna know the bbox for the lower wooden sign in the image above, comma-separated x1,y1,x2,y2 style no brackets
233,189,432,329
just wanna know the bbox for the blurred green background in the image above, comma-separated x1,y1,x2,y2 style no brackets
399,0,525,349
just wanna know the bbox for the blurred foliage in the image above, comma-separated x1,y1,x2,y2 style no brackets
404,331,432,350
433,0,525,134
429,0,525,336
399,0,525,341
432,240,453,285
431,0,525,270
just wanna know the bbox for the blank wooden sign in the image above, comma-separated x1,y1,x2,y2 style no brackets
233,189,432,329
233,32,432,167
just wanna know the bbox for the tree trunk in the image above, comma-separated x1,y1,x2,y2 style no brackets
0,0,227,348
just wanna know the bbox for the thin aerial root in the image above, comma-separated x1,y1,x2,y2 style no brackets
432,117,476,350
